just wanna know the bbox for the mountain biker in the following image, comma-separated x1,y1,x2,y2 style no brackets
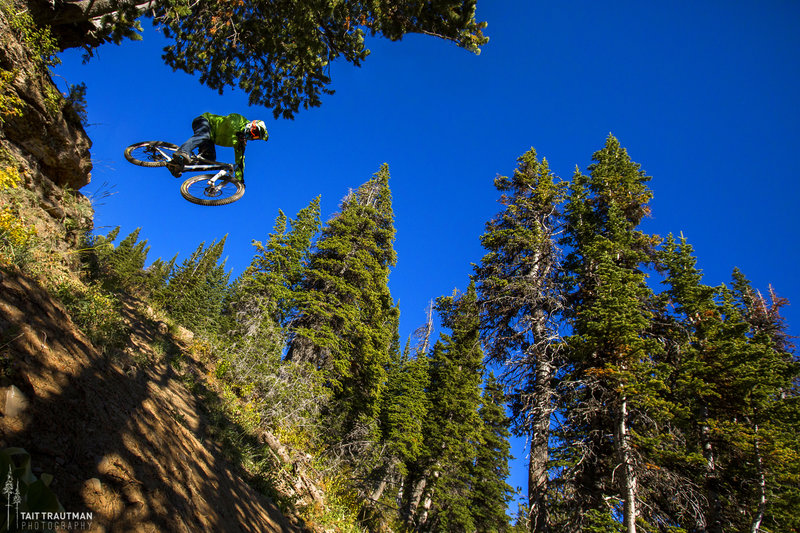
167,113,268,182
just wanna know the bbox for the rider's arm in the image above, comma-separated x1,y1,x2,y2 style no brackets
232,136,245,181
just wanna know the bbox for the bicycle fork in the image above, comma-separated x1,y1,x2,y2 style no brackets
206,169,230,188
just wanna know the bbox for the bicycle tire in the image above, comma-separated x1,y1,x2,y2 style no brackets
124,141,179,167
180,174,245,206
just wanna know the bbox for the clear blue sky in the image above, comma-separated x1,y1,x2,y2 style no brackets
55,1,800,514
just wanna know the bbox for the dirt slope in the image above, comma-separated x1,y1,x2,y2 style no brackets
0,270,301,532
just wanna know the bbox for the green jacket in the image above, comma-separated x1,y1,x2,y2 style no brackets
201,112,258,181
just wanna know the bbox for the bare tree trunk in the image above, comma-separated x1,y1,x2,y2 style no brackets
529,358,552,533
615,395,638,533
419,470,440,529
369,457,398,504
404,474,427,528
413,300,434,356
701,407,723,533
370,478,388,503
749,424,766,533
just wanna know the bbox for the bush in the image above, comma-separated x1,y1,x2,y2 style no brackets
0,166,37,268
65,82,88,126
54,279,128,352
0,69,23,125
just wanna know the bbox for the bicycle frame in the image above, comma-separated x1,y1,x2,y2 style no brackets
126,140,246,205
146,143,233,176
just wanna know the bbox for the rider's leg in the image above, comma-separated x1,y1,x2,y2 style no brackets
178,116,213,157
169,116,212,176
197,140,216,162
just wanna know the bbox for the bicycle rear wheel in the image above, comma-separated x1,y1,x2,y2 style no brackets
124,141,179,167
180,174,245,206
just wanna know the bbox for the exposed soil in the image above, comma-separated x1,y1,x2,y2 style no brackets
0,270,301,532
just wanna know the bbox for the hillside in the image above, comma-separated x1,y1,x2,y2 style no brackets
0,272,299,532
3,2,799,532
0,6,305,531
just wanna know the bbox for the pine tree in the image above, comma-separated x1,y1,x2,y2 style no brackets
475,148,566,531
726,271,800,532
142,254,176,296
471,373,515,532
657,233,728,529
235,198,321,325
34,0,487,118
381,344,430,477
658,236,800,531
82,227,165,296
559,135,661,533
156,236,231,332
288,165,398,431
404,283,484,532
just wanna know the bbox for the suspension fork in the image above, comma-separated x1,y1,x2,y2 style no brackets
207,168,231,187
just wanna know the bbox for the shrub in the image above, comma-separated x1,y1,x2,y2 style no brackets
0,207,36,267
54,279,128,353
65,82,88,126
0,69,23,125
0,166,37,268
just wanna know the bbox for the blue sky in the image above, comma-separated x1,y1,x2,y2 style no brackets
55,1,800,514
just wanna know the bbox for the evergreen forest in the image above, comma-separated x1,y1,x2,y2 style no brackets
62,138,799,532
1,0,797,531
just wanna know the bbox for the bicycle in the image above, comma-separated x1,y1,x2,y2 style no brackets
124,141,245,206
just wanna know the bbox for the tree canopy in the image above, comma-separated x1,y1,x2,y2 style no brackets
28,0,488,118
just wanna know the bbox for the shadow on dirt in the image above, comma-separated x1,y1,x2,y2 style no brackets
0,270,299,532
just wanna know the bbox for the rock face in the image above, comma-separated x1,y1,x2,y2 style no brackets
1,3,94,267
0,4,92,191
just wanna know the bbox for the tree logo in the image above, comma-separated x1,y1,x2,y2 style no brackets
1,463,93,531
3,466,22,530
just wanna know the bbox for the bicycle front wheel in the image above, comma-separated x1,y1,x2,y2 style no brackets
124,141,179,167
180,174,245,206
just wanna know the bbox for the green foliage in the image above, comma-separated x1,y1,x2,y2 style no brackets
51,0,486,118
216,298,330,444
80,226,178,301
396,283,502,532
2,1,60,110
471,374,515,532
54,279,128,352
381,349,430,468
289,165,398,428
234,198,321,325
64,82,89,126
5,4,60,68
0,168,37,268
472,137,799,532
581,509,624,533
155,236,231,334
152,0,488,118
0,69,23,124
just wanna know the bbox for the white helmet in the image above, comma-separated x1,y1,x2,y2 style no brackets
245,120,268,140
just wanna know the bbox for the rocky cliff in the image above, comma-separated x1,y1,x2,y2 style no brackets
1,1,93,269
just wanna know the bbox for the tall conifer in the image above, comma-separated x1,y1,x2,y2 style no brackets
559,136,660,533
471,373,515,532
405,284,485,532
475,148,565,531
156,236,230,332
288,165,398,430
235,198,321,325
